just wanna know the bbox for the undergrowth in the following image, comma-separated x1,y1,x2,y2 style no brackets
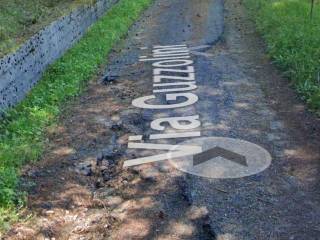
0,0,152,233
245,0,320,112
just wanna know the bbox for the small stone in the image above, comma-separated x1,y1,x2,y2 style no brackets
105,196,123,206
95,178,103,189
158,163,171,173
45,210,54,215
83,167,93,176
40,202,53,210
100,165,108,172
103,75,118,83
103,173,112,182
111,123,123,131
158,210,165,219
75,164,93,176
96,153,104,165
140,169,159,182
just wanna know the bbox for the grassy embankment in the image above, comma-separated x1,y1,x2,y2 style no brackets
245,0,320,112
0,0,152,232
0,0,99,57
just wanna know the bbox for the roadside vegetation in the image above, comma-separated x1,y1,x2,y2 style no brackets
0,0,98,57
245,0,320,113
0,0,152,233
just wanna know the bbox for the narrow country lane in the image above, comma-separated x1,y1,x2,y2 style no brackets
5,0,320,239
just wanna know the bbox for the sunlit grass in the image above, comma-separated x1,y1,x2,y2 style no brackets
245,0,320,112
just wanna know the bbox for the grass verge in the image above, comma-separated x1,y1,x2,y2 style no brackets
245,0,320,112
0,0,152,233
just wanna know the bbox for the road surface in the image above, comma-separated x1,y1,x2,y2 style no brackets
5,0,320,239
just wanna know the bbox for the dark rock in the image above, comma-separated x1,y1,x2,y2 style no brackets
96,152,104,166
102,173,112,182
95,178,103,189
84,167,93,176
111,123,123,131
75,164,93,176
158,210,165,219
39,202,53,210
140,169,158,182
103,75,119,83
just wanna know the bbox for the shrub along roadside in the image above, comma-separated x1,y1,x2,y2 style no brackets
0,0,152,232
245,0,320,113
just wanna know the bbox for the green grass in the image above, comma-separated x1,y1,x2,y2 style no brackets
0,0,97,57
0,0,152,233
245,0,320,112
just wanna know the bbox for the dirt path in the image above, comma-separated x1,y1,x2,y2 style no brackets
4,0,320,239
